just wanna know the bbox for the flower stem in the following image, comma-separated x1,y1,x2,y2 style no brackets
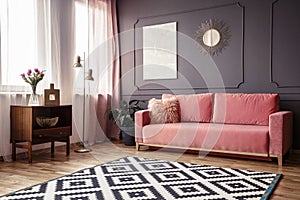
31,85,37,95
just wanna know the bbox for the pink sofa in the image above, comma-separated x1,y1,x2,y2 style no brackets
135,93,293,166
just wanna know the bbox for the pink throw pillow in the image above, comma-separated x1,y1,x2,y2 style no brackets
162,93,213,122
148,98,180,124
213,93,280,125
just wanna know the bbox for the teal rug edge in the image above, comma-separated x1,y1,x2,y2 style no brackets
260,173,282,200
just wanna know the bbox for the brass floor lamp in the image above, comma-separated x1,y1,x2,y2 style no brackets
73,53,94,153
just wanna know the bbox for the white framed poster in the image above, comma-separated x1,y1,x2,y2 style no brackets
142,21,177,80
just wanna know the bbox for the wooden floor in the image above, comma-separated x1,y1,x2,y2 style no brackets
0,141,300,199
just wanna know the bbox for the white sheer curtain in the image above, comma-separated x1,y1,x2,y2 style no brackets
73,0,120,146
88,0,120,142
0,0,75,161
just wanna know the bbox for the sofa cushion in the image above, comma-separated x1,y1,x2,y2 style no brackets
213,93,280,125
148,98,180,124
162,93,213,123
142,123,269,154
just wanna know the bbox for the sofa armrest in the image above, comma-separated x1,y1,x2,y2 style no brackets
269,111,293,156
135,110,150,143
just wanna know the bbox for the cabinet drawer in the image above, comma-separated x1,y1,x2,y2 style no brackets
33,127,71,138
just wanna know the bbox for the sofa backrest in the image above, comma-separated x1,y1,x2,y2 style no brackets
162,93,213,123
213,93,280,125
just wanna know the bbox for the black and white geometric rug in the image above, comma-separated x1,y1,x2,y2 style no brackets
0,156,281,200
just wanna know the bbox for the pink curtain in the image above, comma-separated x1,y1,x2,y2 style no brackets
87,0,120,141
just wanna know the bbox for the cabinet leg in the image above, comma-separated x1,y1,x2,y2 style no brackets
66,137,70,156
12,141,16,161
51,141,55,157
28,142,32,163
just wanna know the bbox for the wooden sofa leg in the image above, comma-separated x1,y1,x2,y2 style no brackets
136,143,140,151
277,155,283,167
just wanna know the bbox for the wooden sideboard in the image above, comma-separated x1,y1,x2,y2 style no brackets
10,105,72,163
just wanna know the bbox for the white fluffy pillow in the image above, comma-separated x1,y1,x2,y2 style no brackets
148,97,180,124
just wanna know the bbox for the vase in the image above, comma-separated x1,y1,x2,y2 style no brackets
28,85,40,105
120,126,136,146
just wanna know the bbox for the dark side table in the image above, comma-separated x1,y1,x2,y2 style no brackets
10,105,72,163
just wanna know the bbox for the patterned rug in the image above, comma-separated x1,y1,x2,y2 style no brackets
1,156,281,200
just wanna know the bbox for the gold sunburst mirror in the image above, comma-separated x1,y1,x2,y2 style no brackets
196,19,231,56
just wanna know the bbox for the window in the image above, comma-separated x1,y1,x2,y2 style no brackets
75,0,88,57
0,0,48,90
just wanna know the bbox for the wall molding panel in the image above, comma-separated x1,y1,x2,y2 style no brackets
133,3,245,91
270,0,300,88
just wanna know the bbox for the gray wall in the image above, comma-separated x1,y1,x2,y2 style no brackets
117,0,300,149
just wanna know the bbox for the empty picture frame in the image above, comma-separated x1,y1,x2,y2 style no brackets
44,83,60,106
142,22,177,80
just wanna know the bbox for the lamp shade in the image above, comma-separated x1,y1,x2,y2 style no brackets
85,69,94,81
73,56,83,68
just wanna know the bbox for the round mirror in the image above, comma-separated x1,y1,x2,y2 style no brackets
196,19,230,56
202,29,220,47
